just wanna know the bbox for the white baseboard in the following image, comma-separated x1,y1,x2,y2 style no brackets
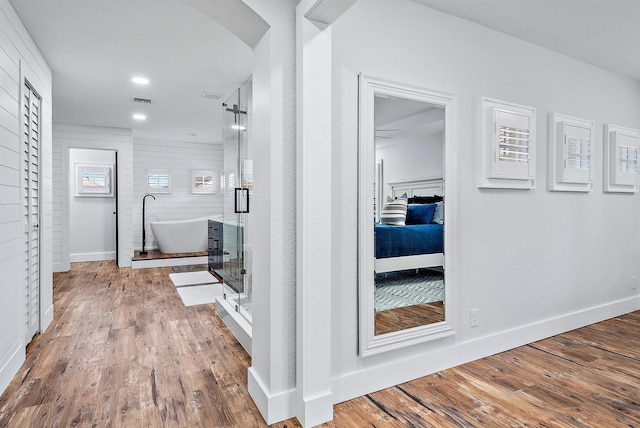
70,251,116,262
248,367,296,425
0,340,24,396
53,262,70,273
41,303,54,333
296,391,334,427
332,296,640,404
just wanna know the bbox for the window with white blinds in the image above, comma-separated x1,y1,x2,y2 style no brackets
479,98,536,189
566,136,590,170
146,169,171,193
497,124,530,164
618,145,638,174
604,124,640,193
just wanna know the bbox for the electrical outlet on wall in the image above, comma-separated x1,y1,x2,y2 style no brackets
470,309,479,328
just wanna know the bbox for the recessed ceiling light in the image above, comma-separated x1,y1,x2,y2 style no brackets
132,77,149,85
133,113,146,120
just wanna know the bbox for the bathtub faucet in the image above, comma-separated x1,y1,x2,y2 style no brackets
140,194,156,254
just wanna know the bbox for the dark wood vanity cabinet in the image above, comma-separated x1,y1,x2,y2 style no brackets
208,220,223,273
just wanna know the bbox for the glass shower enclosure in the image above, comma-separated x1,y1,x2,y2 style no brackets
221,78,253,326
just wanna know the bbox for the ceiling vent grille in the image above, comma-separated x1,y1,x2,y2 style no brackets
201,91,224,100
133,97,152,104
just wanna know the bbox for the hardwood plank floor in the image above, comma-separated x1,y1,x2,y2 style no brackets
2,261,640,427
375,301,444,335
132,250,208,261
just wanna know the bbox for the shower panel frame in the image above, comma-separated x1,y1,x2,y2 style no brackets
221,78,253,324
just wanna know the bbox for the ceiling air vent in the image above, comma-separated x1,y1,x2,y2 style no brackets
133,97,152,104
201,91,224,100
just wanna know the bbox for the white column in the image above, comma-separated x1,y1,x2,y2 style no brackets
295,1,334,426
244,0,299,424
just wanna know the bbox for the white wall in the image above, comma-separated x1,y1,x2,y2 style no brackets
53,124,133,270
376,131,444,201
0,0,53,395
68,148,117,262
132,138,222,251
329,0,640,403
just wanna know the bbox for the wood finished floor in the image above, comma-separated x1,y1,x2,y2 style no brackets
132,250,208,261
2,261,640,427
375,301,444,335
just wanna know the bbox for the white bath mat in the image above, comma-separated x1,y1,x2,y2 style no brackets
176,283,223,307
169,271,219,287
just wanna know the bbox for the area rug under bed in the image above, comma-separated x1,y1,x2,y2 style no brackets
374,268,444,311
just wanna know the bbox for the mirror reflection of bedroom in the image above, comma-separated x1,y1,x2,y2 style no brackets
374,94,445,335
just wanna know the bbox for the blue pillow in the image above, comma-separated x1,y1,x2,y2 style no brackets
405,203,436,225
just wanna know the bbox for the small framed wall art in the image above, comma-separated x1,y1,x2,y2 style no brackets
548,113,595,192
478,97,536,189
604,124,640,193
75,163,113,197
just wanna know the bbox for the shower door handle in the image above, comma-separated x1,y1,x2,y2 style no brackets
234,188,249,213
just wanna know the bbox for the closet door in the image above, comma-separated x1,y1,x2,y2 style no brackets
22,81,41,343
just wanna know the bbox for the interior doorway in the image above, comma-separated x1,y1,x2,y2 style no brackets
68,148,118,262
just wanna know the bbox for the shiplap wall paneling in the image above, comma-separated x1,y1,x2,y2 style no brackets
52,124,133,270
0,0,53,396
132,139,223,250
0,17,27,398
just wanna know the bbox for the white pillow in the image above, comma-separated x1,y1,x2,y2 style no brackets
380,198,408,225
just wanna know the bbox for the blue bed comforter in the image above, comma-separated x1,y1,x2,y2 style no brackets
374,223,443,259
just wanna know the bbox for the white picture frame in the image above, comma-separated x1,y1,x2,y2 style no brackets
191,170,216,194
548,113,595,192
478,97,536,190
604,124,640,193
75,163,113,197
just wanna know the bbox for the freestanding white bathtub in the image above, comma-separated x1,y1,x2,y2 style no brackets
150,215,221,254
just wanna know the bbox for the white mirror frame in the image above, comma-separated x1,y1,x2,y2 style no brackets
358,74,457,357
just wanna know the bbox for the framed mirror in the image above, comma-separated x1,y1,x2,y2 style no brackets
358,74,456,356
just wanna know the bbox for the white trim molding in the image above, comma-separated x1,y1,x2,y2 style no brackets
333,295,640,404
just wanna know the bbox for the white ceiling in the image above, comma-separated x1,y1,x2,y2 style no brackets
411,0,640,83
9,0,253,144
8,1,640,146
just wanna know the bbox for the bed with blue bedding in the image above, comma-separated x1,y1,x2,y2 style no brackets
374,197,445,273
375,223,443,259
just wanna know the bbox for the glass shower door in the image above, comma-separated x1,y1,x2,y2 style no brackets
222,78,252,322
